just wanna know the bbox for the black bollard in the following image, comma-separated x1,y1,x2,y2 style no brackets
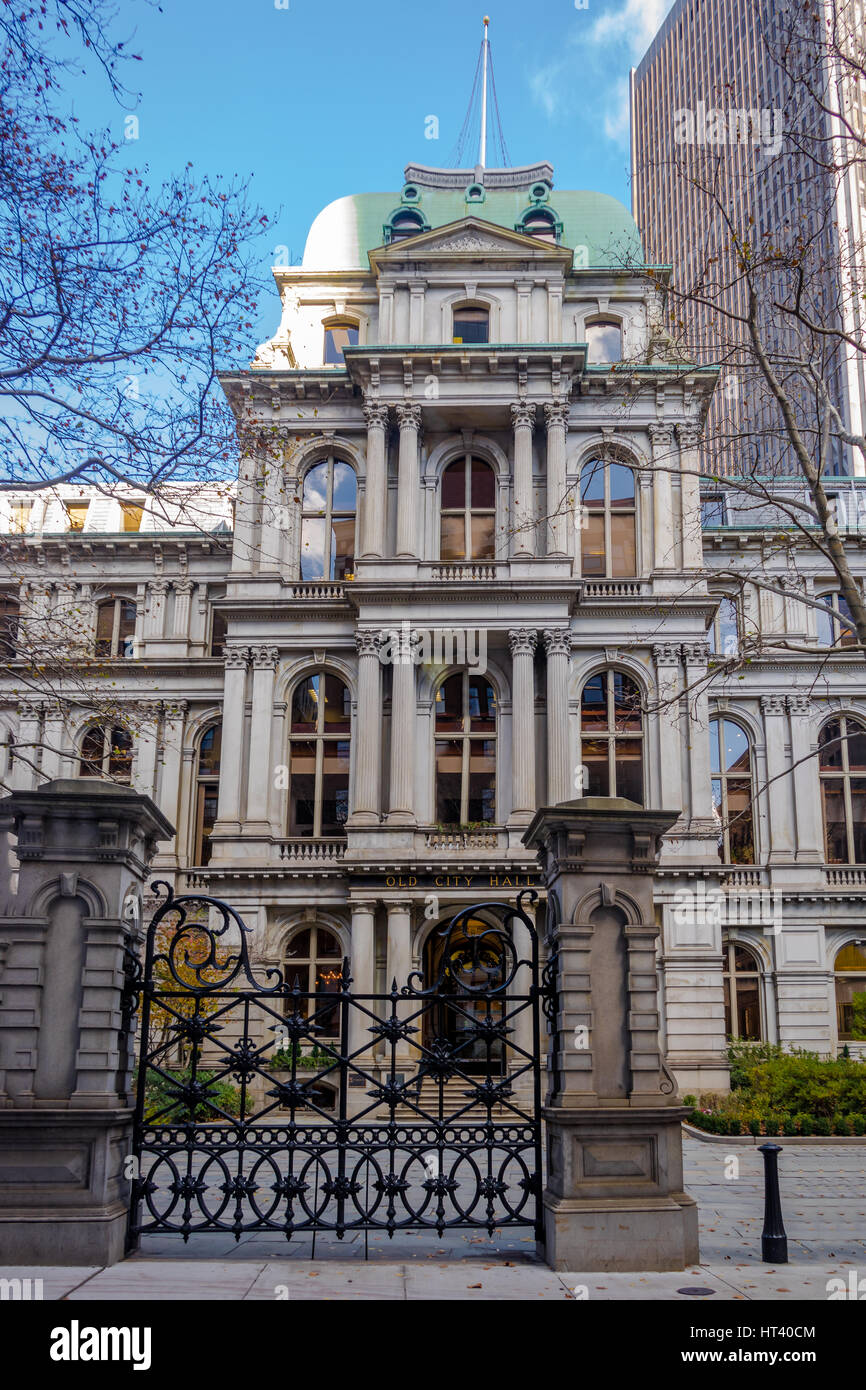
758,1142,788,1263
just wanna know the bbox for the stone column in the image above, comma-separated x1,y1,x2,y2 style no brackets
681,641,715,825
649,423,675,570
246,645,279,830
523,799,697,1273
653,645,683,817
172,578,194,642
543,629,571,805
39,702,66,782
387,628,419,824
133,704,161,800
543,399,569,557
231,454,259,574
349,632,382,824
677,425,703,569
12,701,41,790
395,402,422,558
509,629,537,821
361,402,390,558
213,648,248,837
787,695,823,863
510,401,536,557
386,901,414,1069
347,900,378,1088
143,578,168,640
157,701,186,863
0,779,173,1264
761,695,795,863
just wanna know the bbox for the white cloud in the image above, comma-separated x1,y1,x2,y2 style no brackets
526,0,677,147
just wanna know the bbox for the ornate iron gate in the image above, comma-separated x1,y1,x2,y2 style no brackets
127,884,552,1249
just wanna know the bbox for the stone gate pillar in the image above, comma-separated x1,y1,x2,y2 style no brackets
524,796,698,1272
0,779,172,1264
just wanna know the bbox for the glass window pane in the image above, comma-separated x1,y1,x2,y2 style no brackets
823,785,849,862
435,676,464,732
324,325,358,364
836,594,856,647
612,673,642,729
845,727,866,772
726,780,755,863
614,739,643,804
440,514,465,561
300,518,327,580
581,746,609,796
108,729,133,780
292,676,320,732
468,677,496,731
331,518,354,579
198,725,222,775
710,723,722,775
95,603,114,656
608,464,635,504
816,596,835,647
332,461,356,511
470,514,495,559
80,727,105,776
609,513,636,576
736,980,761,1040
586,322,622,363
580,459,605,503
581,512,605,577
290,740,317,835
323,676,350,732
717,597,739,656
198,787,218,866
850,779,866,862
470,459,495,508
453,311,489,345
819,720,843,769
721,720,750,774
435,739,463,823
836,942,866,970
286,929,312,960
441,460,466,511
302,463,328,510
581,675,608,729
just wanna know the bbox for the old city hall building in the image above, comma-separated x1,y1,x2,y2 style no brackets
2,158,866,1098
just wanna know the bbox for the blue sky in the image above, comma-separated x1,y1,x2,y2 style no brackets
70,0,676,336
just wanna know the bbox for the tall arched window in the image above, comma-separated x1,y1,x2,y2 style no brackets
435,673,497,825
580,458,636,578
723,939,763,1040
819,716,866,863
95,597,136,658
300,457,356,581
710,717,755,863
79,725,133,781
289,674,350,837
282,926,342,1037
323,319,359,365
816,592,857,648
585,319,623,364
834,942,866,1040
580,670,643,803
452,306,489,344
440,456,496,561
194,724,221,865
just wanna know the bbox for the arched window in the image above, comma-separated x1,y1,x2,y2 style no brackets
289,674,350,837
387,209,426,243
585,319,623,364
194,724,221,866
300,457,356,581
435,673,497,825
580,670,643,803
709,594,740,658
440,456,495,561
95,597,136,659
452,306,489,344
518,208,558,243
79,725,133,782
282,926,343,1037
819,717,866,863
0,594,19,658
834,941,866,1040
710,717,755,864
423,916,505,1073
816,592,857,648
323,319,359,366
723,939,763,1040
579,458,636,578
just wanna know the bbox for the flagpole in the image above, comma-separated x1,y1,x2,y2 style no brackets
479,16,490,168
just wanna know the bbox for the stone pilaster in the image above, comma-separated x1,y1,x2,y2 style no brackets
677,425,703,569
349,632,382,824
387,627,419,823
511,400,536,557
246,646,279,830
509,628,537,821
761,695,794,863
543,399,569,557
652,645,683,819
213,648,249,839
681,641,715,826
543,629,571,805
361,402,390,558
787,695,823,863
395,402,422,558
649,423,675,570
347,900,378,1087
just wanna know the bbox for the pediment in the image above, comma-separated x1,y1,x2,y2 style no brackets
369,217,572,269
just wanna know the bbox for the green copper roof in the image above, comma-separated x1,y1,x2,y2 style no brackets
302,187,645,270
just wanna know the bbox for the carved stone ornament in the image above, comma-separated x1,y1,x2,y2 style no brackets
511,400,537,430
508,628,538,656
543,629,572,657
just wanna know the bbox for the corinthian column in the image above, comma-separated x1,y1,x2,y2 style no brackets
677,425,703,569
509,628,537,820
649,423,675,571
395,402,422,558
543,629,571,805
510,401,536,557
543,399,569,557
387,627,419,823
350,632,382,823
653,644,682,815
246,645,279,828
361,402,390,558
214,648,249,832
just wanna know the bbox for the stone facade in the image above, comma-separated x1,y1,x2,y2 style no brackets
1,162,865,1096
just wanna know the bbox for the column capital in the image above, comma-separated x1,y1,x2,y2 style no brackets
542,628,572,657
385,899,414,916
676,424,701,450
543,398,569,430
787,694,815,716
652,642,681,668
395,401,422,432
508,628,538,657
681,640,710,666
510,400,537,429
363,400,390,431
761,694,787,716
250,644,279,669
350,898,378,913
356,630,382,658
224,647,249,670
648,422,674,449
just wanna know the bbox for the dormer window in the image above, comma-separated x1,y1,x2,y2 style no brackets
323,320,359,366
387,210,426,244
519,208,558,243
586,319,623,364
452,307,489,345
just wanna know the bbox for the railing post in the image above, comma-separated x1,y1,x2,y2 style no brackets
758,1142,788,1263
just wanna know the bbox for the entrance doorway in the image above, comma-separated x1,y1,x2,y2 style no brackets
423,916,506,1074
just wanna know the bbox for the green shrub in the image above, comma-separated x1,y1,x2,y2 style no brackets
796,1114,814,1136
813,1116,832,1136
682,1094,697,1108
851,992,866,1041
832,1114,851,1136
782,1117,798,1137
143,1068,245,1121
852,1116,866,1136
764,1114,783,1136
269,1044,334,1071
